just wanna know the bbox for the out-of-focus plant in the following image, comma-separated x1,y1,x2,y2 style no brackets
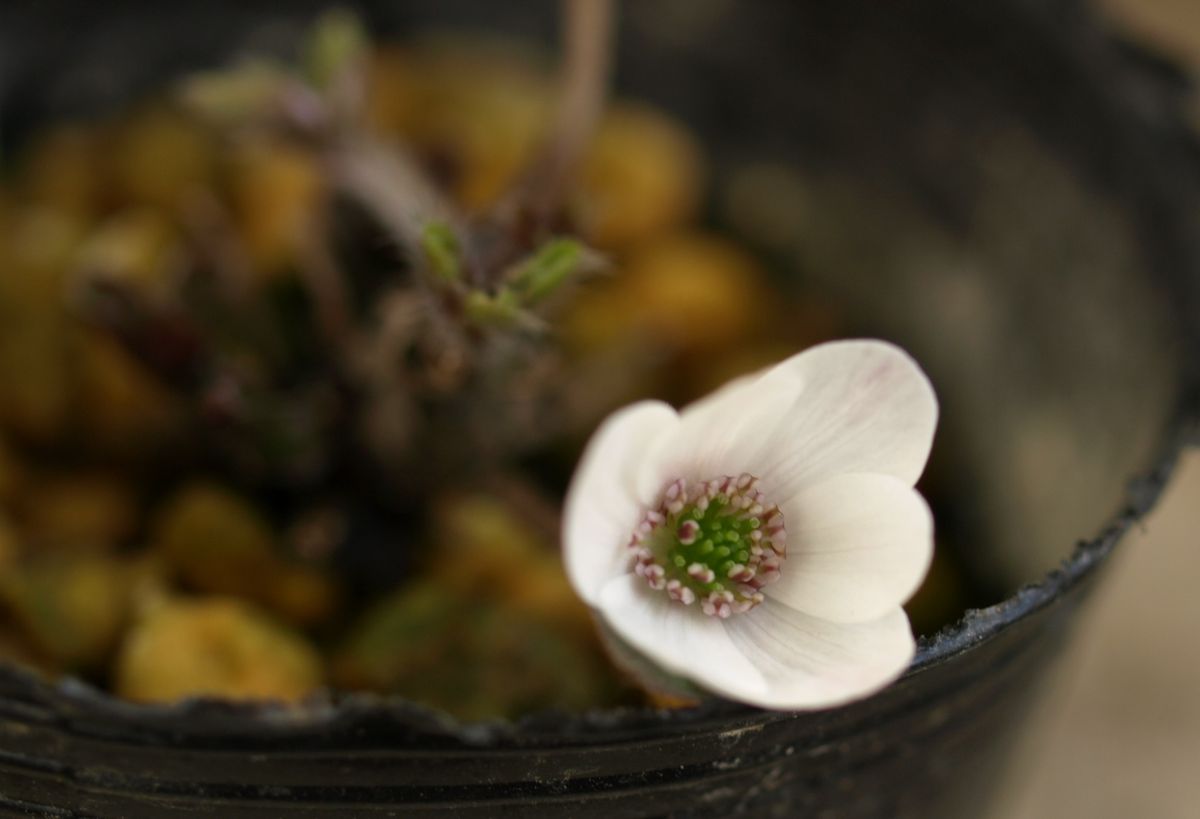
69,5,615,504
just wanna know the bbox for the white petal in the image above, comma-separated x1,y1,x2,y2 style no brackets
597,574,767,701
723,604,914,710
663,368,804,480
563,401,680,605
671,340,936,496
765,473,934,623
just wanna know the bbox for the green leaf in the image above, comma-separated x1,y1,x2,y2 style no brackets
419,222,463,283
464,290,545,333
178,61,289,124
305,8,368,90
508,238,591,306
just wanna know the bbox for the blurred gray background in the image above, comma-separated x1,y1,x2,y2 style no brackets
982,0,1200,809
1003,0,1200,755
990,450,1199,818
986,3,1200,814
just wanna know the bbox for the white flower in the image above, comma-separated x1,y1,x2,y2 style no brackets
563,340,938,710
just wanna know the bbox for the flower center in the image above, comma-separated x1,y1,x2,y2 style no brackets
628,474,786,618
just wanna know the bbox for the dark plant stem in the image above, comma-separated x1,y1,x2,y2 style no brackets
296,203,352,347
331,136,458,258
515,0,615,237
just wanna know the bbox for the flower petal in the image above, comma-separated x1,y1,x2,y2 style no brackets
563,401,680,605
597,574,767,701
663,368,804,480
723,604,915,709
766,473,934,623
671,340,937,496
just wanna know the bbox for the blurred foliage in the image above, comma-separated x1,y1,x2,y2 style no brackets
114,597,322,703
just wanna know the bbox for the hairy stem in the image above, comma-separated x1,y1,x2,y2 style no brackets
296,203,352,346
332,136,459,255
522,0,615,229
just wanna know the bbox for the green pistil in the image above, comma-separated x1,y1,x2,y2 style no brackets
651,499,762,594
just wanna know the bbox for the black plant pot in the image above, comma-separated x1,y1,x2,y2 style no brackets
0,1,1198,817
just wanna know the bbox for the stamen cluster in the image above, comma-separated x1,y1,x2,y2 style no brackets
628,474,786,618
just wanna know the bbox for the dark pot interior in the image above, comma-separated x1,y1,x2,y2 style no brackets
0,1,1198,816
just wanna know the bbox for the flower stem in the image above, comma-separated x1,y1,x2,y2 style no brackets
522,0,616,230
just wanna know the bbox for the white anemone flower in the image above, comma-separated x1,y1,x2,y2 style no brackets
563,340,938,710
